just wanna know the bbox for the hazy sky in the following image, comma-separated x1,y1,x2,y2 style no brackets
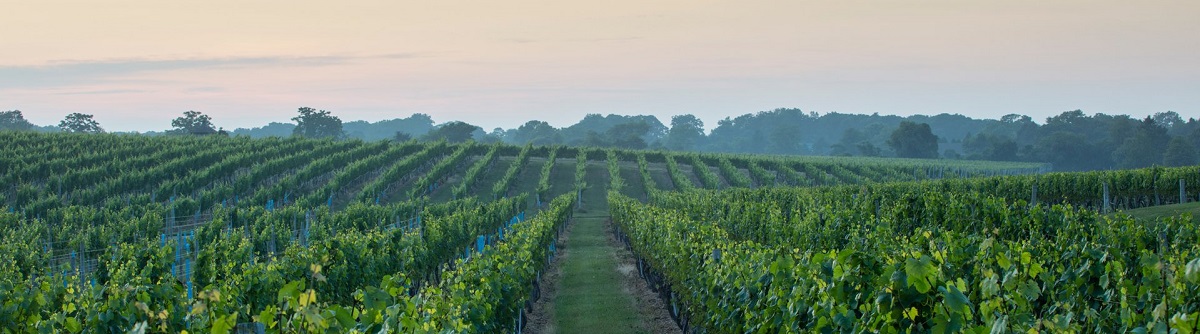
2,0,1197,132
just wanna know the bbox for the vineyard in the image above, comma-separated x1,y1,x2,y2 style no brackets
611,169,1200,332
3,131,1196,332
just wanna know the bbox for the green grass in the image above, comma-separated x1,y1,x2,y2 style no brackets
1119,201,1200,224
550,165,652,333
553,214,643,333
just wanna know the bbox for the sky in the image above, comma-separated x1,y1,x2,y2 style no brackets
2,0,1197,132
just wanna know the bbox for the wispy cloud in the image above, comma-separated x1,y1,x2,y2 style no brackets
184,86,225,93
501,36,640,44
55,89,146,95
0,53,426,90
568,37,642,43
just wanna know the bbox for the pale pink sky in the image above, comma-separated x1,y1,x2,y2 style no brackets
2,0,1197,132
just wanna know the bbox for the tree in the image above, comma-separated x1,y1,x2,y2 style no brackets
0,110,34,131
1163,137,1197,167
830,127,883,157
1190,127,1200,153
509,120,561,145
829,128,863,156
59,113,103,133
477,128,505,144
422,121,480,143
856,141,882,157
769,124,805,154
392,131,413,142
887,121,938,159
582,121,651,149
291,107,343,139
561,114,666,146
989,140,1019,161
1107,115,1138,148
1030,131,1108,171
962,133,1019,161
1113,116,1171,169
605,122,650,149
665,114,705,150
1153,111,1184,134
1000,114,1032,124
170,110,216,134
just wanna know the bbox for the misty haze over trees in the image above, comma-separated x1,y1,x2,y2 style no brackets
2,108,1197,172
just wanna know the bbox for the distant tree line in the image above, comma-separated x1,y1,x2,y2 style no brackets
3,107,1197,171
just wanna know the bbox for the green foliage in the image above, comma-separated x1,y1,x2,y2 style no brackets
536,147,559,201
636,153,656,196
606,150,624,192
716,157,752,188
58,113,103,133
300,142,423,207
423,121,481,143
509,120,562,145
170,110,216,135
452,143,500,199
291,107,343,139
409,143,473,199
0,131,1106,332
663,155,695,191
584,121,653,149
575,148,588,192
613,178,1200,332
888,121,939,159
357,142,448,203
666,114,704,150
0,110,34,131
688,154,722,189
1115,117,1172,169
492,144,533,199
1164,136,1198,167
746,161,775,187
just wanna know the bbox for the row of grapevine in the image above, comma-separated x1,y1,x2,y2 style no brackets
714,157,752,188
574,149,588,207
298,142,424,207
687,154,722,189
409,143,474,199
248,141,390,206
637,153,656,197
745,161,775,187
357,142,449,204
535,147,559,204
0,131,1050,219
0,130,1069,332
664,155,696,191
607,150,624,192
612,184,1200,332
0,193,535,331
452,143,501,200
492,144,533,199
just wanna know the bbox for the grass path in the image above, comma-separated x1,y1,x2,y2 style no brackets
527,164,677,333
551,212,645,333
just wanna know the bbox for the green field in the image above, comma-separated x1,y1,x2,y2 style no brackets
1122,201,1200,224
1,131,1197,332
